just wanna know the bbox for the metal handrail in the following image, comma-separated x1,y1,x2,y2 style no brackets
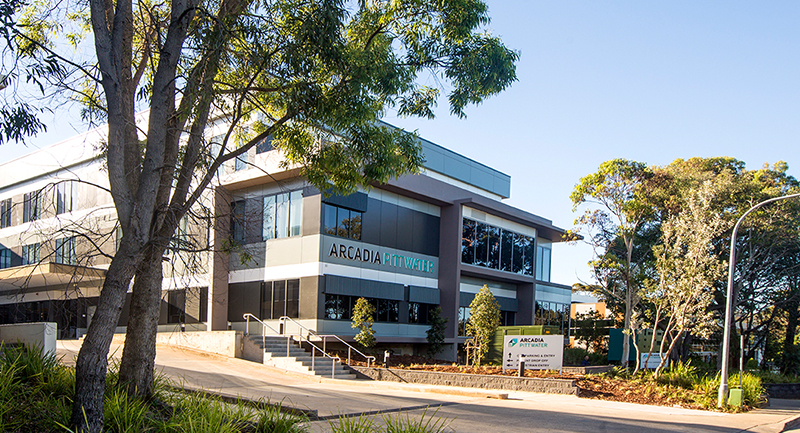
279,316,375,367
243,313,340,378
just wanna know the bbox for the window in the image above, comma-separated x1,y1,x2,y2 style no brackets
323,295,398,323
458,306,471,336
501,311,516,327
461,218,535,276
324,294,351,320
22,243,40,265
54,237,76,265
259,279,300,319
262,190,303,241
408,303,435,325
169,215,189,252
0,198,11,228
256,135,274,154
230,200,246,242
461,219,475,264
0,249,10,269
535,301,568,332
23,190,41,223
323,204,362,240
536,245,551,282
56,181,75,215
167,289,186,324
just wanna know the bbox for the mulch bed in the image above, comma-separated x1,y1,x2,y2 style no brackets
338,354,730,409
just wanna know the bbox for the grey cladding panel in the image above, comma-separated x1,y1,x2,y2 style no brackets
379,200,398,248
408,286,440,304
360,198,382,244
324,275,404,300
396,206,414,251
322,191,368,212
459,292,518,312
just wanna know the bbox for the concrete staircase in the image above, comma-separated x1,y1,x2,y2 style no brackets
245,335,356,380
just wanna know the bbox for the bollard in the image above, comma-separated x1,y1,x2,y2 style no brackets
518,361,525,377
384,350,390,368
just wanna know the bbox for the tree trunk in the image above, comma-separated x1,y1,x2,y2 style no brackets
781,289,799,375
118,244,165,397
71,245,140,432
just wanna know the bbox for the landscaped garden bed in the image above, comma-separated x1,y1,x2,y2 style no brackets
341,354,769,411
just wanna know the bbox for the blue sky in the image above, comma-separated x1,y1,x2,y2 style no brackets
1,1,798,287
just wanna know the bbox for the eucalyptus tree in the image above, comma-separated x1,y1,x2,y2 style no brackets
571,159,654,368
1,0,518,429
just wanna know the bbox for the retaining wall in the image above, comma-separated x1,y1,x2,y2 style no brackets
764,383,800,399
0,322,57,355
348,366,577,395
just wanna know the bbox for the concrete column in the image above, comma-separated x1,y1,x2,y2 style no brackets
208,187,231,331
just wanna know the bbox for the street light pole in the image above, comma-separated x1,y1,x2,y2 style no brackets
718,192,800,407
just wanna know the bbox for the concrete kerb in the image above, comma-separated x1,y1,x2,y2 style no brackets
782,413,800,432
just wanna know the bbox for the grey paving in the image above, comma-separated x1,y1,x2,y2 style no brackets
57,341,800,433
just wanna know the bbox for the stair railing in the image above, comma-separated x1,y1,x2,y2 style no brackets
242,313,281,354
245,313,340,378
279,316,375,368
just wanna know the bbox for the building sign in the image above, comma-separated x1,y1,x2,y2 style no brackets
640,352,668,370
502,335,563,372
322,237,437,277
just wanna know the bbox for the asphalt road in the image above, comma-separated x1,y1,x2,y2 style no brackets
57,341,800,433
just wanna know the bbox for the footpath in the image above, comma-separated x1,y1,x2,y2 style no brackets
57,341,800,433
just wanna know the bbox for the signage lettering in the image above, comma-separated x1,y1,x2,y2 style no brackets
328,242,434,273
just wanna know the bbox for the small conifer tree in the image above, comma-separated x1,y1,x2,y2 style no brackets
352,297,376,349
426,306,449,358
466,285,500,365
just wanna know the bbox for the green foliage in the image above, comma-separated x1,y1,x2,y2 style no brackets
572,309,611,353
564,347,607,366
0,342,310,432
425,306,448,358
328,408,450,433
466,285,500,366
352,297,376,349
655,361,698,389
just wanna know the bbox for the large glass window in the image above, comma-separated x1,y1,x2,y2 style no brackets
322,203,362,240
230,200,246,242
474,223,488,267
323,295,398,323
275,193,289,239
234,153,248,171
289,190,302,236
260,281,273,319
255,135,274,154
262,190,302,241
0,249,10,269
56,181,75,215
408,303,435,324
458,306,471,336
23,190,41,223
536,245,551,282
257,279,300,319
54,237,76,265
0,198,11,228
461,218,535,276
461,219,475,264
22,243,40,265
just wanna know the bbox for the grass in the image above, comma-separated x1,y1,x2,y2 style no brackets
328,408,452,433
0,342,451,432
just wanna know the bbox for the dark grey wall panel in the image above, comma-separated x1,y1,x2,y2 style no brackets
322,191,368,212
361,198,382,245
227,282,261,321
396,206,414,251
408,286,440,304
459,292,518,312
324,275,404,301
380,200,397,248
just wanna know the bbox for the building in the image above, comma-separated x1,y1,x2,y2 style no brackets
0,121,572,358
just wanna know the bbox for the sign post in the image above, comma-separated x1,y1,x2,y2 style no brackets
502,335,563,373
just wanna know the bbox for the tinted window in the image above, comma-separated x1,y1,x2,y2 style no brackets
474,223,488,267
487,225,500,269
461,219,475,264
500,230,513,271
323,204,338,235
